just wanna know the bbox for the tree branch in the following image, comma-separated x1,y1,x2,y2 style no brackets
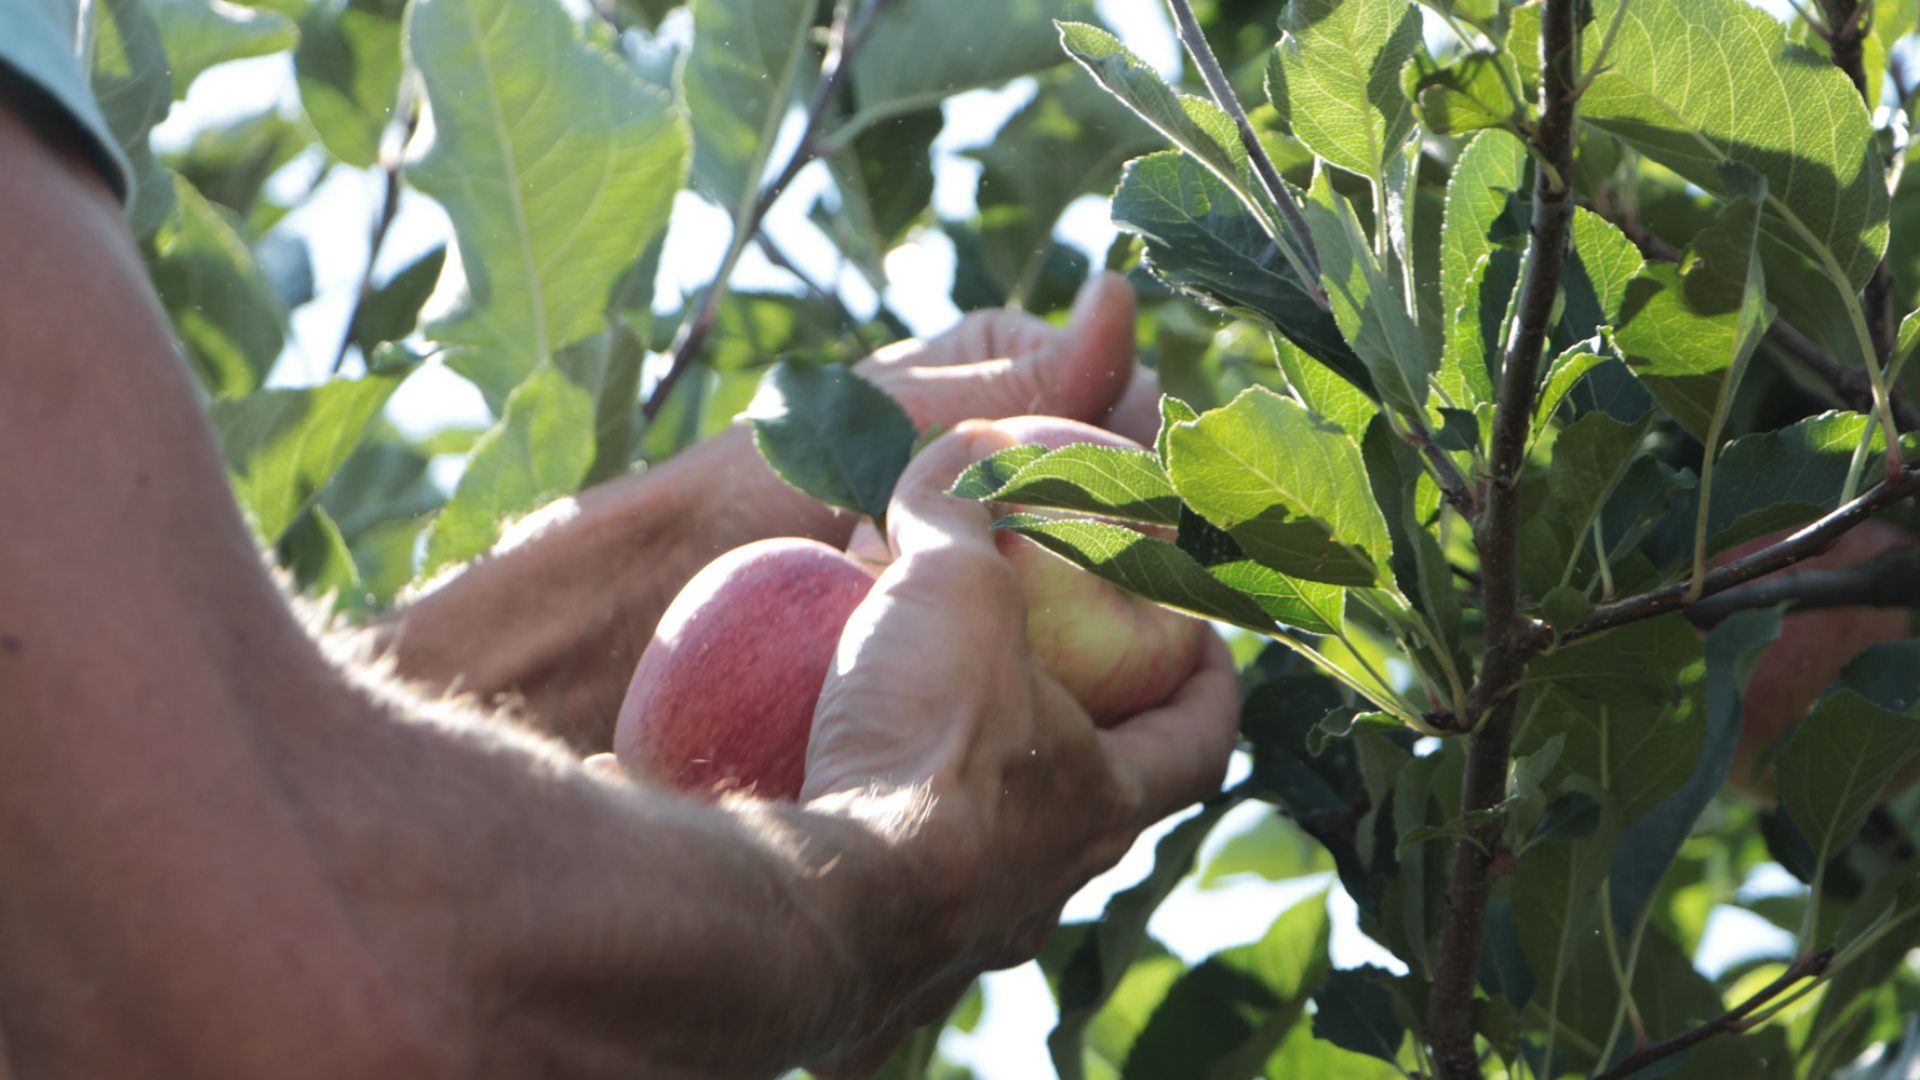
1567,465,1920,641
1427,3,1582,1076
642,0,891,422
331,96,420,376
1684,544,1920,627
1591,948,1833,1080
1163,0,1324,300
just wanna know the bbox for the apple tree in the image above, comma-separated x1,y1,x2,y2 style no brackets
99,0,1920,1074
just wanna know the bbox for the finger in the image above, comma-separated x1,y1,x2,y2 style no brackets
883,421,1022,560
1105,364,1163,446
1097,630,1241,824
862,274,1137,429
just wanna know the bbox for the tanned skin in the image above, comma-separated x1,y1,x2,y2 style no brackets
0,100,1236,1079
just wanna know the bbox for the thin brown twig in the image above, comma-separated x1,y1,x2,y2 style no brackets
1427,2,1582,1075
1591,949,1833,1080
642,0,891,422
1566,465,1920,642
1684,536,1920,627
1162,0,1324,301
331,96,420,376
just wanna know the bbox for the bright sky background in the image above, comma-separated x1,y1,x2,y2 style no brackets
151,0,1819,1074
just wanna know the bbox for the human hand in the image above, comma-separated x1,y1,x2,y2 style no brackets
797,421,1240,1074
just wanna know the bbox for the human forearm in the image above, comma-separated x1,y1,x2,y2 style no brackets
369,426,853,751
259,674,956,1079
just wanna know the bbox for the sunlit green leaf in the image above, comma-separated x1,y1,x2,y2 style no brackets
1265,0,1422,185
296,0,406,168
1438,128,1526,410
408,0,689,407
422,363,595,571
1302,168,1431,414
148,177,289,398
684,0,815,215
1581,0,1888,292
212,373,407,545
1167,386,1393,587
849,0,1087,133
994,515,1281,633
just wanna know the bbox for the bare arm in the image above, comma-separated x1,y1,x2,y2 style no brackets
0,105,1236,1078
370,276,1147,752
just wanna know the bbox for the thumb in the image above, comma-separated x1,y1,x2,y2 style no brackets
1010,271,1137,422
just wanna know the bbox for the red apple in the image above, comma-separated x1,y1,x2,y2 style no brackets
1725,520,1915,796
619,418,1209,800
613,538,877,800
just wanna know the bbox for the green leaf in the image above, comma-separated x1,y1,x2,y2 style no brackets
422,363,596,572
993,515,1281,633
1166,386,1393,587
1777,689,1920,869
1540,410,1651,587
1403,48,1523,136
407,0,689,408
1510,812,1625,1050
148,176,288,398
1309,966,1406,1065
1123,891,1332,1079
684,0,815,215
279,505,369,614
1516,615,1706,821
1703,411,1898,553
1207,558,1346,637
1302,167,1431,414
1532,338,1610,433
748,363,917,523
819,107,942,287
1155,394,1199,466
950,445,1050,501
163,108,312,223
1615,187,1773,446
296,0,406,168
849,0,1086,132
1112,153,1362,389
1274,335,1379,438
1265,0,1422,185
1199,812,1333,887
347,246,447,358
94,0,178,235
1569,208,1644,327
1048,796,1241,1080
968,446,1180,527
968,70,1158,302
1538,585,1594,635
1607,609,1782,939
212,374,407,545
1264,1021,1403,1078
1438,128,1527,409
149,0,299,99
1581,0,1889,293
1059,20,1297,258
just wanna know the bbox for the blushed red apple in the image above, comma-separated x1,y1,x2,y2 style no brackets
616,417,1210,800
1725,520,1915,796
613,538,877,800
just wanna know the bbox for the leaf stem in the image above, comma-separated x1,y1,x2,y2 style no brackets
643,0,893,421
1162,0,1323,292
1427,3,1583,1074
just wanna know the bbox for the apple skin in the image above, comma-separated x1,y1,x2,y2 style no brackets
1725,520,1915,796
613,538,877,800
